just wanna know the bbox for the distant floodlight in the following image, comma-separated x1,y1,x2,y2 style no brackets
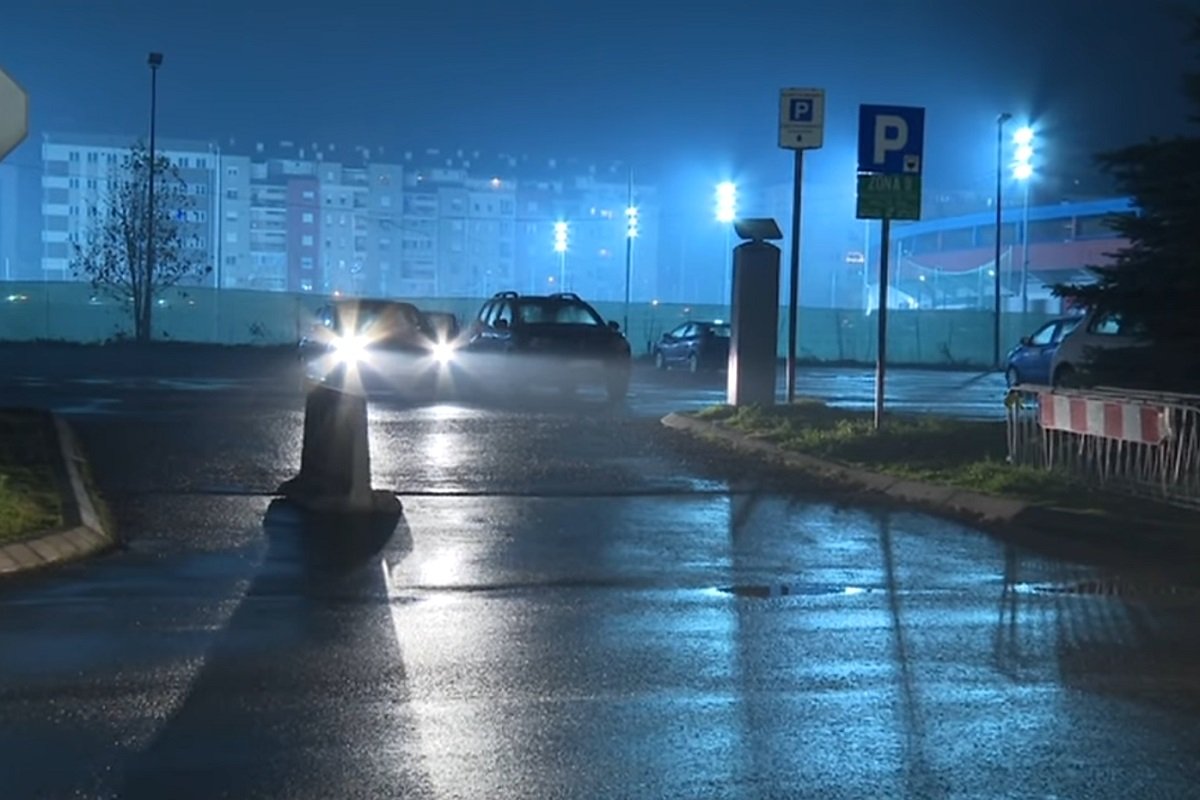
553,220,569,253
1014,145,1034,164
1012,126,1034,146
715,181,737,223
1012,162,1033,181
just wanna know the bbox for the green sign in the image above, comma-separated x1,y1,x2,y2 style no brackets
856,173,922,221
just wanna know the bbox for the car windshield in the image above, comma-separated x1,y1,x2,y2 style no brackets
517,300,604,325
335,301,420,338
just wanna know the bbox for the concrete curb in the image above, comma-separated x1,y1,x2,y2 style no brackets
662,411,1030,524
0,413,115,576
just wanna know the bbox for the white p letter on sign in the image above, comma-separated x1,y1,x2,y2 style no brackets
873,115,909,165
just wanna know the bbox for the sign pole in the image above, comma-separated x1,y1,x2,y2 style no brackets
785,148,804,404
874,218,891,430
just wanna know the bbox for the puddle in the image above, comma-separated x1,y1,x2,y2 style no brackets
714,584,871,599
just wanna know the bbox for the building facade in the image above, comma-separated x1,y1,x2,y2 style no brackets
38,134,662,301
39,133,220,285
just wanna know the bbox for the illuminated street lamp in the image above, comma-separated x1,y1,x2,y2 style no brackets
992,112,1011,368
1012,126,1035,313
623,193,638,334
553,221,569,289
715,181,737,303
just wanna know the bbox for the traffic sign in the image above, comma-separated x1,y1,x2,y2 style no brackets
857,104,924,175
0,67,28,163
856,173,922,221
778,87,825,150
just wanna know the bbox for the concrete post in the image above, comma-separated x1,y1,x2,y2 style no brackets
727,240,781,406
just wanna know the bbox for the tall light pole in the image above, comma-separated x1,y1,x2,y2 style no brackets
993,112,1011,368
715,181,737,304
1012,126,1035,315
146,53,163,298
553,221,568,290
623,169,638,334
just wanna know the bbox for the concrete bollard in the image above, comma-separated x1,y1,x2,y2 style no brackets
278,380,401,515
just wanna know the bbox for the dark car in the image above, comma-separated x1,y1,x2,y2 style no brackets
300,298,453,391
464,291,632,401
1006,316,1082,386
418,310,461,344
653,321,731,372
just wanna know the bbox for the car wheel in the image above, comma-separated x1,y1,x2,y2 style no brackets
654,350,666,370
1005,367,1020,387
687,353,699,374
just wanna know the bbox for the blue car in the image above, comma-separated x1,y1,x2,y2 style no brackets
1006,317,1082,387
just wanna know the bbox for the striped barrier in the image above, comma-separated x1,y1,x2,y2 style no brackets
1007,386,1200,509
1037,393,1170,445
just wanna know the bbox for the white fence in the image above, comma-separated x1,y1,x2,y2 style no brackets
1006,385,1200,509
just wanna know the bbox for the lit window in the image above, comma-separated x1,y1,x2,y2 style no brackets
303,190,315,200
302,234,314,246
302,212,314,224
226,231,238,243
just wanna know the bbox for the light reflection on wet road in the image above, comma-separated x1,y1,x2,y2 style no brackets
0,350,1197,798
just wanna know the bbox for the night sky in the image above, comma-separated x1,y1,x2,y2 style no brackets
3,0,1198,192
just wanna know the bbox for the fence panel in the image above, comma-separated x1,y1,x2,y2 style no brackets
1007,385,1200,509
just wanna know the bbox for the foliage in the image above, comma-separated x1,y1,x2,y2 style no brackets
0,412,62,543
1054,16,1200,389
71,141,210,342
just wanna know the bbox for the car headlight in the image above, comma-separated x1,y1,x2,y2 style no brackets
331,334,368,364
431,341,456,365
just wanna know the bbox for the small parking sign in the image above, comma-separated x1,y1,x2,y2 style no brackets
779,88,825,150
789,98,813,122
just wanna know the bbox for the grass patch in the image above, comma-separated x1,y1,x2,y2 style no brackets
0,411,63,544
700,400,1099,508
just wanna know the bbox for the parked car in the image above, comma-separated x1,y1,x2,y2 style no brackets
653,321,731,372
299,299,454,390
1005,316,1082,386
418,310,461,344
464,291,632,401
1050,308,1149,387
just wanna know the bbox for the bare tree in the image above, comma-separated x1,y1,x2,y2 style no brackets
71,142,210,342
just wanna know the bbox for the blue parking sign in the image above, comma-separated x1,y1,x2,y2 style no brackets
857,105,925,175
789,98,813,122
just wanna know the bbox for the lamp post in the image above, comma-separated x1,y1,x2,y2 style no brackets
553,221,568,289
623,172,638,335
715,181,737,304
146,52,163,317
1012,126,1035,315
992,112,1011,368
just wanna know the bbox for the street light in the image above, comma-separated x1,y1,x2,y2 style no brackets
624,197,638,335
715,181,737,304
146,52,163,307
1011,126,1035,314
553,221,568,289
992,112,1011,368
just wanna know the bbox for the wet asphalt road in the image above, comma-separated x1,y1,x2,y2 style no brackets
1,346,1199,799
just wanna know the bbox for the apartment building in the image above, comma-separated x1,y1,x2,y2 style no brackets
40,133,220,284
40,135,661,301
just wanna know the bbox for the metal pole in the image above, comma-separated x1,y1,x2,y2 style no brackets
723,226,731,306
147,58,160,339
786,149,804,403
874,218,891,430
623,167,633,333
1020,180,1030,315
993,113,1009,368
558,250,565,290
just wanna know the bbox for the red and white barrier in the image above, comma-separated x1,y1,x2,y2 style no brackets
1038,393,1170,444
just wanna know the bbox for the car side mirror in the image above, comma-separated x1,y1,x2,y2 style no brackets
1019,336,1032,346
608,320,620,332
495,318,510,330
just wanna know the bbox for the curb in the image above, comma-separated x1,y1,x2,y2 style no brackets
662,411,1030,524
0,413,115,576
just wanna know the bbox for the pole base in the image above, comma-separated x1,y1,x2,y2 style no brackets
276,478,402,516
